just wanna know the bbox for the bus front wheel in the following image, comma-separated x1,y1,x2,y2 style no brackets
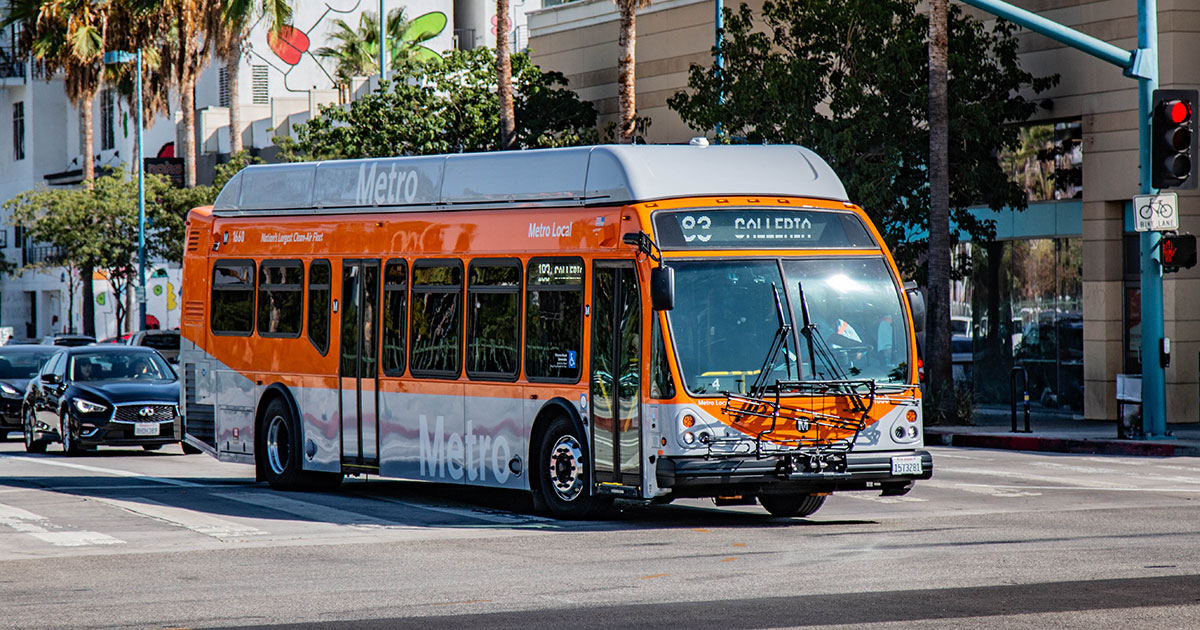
537,416,608,519
759,493,827,518
258,398,342,492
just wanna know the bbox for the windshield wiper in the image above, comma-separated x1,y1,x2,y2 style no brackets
748,284,794,397
796,279,851,382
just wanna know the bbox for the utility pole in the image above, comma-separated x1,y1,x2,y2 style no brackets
958,0,1168,437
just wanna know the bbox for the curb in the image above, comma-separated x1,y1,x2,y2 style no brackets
926,429,1200,457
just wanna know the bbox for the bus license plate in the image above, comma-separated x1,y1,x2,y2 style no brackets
891,455,922,476
134,423,159,437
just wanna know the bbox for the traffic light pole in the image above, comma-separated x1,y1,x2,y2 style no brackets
958,0,1168,437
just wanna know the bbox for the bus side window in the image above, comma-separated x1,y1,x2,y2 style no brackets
525,256,584,383
307,260,331,354
466,258,521,381
650,315,676,399
410,259,463,378
382,259,408,376
212,260,256,336
257,260,303,338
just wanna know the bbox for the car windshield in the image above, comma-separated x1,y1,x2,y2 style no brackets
141,333,179,350
0,349,57,379
666,257,910,395
70,352,175,382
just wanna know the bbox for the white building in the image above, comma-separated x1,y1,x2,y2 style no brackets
1,0,541,341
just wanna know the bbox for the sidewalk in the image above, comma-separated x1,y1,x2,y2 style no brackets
925,405,1200,457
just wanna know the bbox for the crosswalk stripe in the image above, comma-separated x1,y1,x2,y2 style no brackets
0,501,125,547
91,496,268,540
0,455,202,487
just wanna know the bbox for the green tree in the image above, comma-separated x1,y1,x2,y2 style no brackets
278,49,597,160
4,167,181,334
314,8,451,82
668,0,1056,277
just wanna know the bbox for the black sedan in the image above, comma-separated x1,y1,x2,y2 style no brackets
0,345,58,440
23,346,181,455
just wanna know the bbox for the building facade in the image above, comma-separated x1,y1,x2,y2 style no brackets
529,0,1200,423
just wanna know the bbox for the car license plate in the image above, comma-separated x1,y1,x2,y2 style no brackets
134,423,159,437
891,455,923,476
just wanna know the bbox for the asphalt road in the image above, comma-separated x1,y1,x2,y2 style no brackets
1,439,1199,629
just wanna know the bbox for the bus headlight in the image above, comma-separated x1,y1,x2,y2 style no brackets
682,431,696,444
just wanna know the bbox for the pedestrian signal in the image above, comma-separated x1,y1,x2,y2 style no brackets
1152,89,1199,190
1162,233,1197,272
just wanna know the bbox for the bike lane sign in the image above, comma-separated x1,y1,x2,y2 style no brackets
1134,192,1179,232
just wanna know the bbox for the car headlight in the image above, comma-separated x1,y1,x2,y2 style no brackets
0,382,20,398
73,398,108,414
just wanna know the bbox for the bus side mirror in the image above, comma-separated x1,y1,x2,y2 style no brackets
651,266,674,311
905,283,925,333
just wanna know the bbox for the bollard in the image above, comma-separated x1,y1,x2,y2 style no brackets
1011,366,1031,433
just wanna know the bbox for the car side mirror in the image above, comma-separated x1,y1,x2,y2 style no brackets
904,282,925,333
40,373,60,385
651,266,674,311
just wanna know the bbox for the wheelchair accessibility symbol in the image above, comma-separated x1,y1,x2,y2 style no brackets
1134,192,1179,232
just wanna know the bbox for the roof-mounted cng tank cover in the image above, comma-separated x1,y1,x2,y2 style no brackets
211,144,850,214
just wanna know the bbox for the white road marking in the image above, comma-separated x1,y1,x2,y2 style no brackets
215,491,412,529
91,496,267,540
837,494,928,504
953,483,1200,493
0,455,201,487
359,493,556,525
0,501,125,547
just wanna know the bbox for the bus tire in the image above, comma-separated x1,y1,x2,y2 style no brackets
759,493,826,518
537,415,607,519
258,398,343,492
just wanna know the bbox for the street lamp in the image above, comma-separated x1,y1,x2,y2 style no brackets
103,49,147,332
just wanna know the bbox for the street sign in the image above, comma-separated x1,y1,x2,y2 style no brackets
1134,192,1179,231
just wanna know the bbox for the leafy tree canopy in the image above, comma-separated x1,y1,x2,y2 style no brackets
667,0,1057,276
277,48,598,160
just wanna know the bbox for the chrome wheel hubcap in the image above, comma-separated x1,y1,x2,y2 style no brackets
548,434,584,502
266,414,290,476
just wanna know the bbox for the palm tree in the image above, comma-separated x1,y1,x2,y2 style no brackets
315,8,413,83
3,0,109,338
4,0,106,183
927,0,953,420
211,0,292,156
615,0,650,143
496,0,515,150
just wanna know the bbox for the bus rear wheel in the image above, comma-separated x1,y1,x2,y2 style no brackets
259,398,342,492
537,416,608,519
759,493,827,518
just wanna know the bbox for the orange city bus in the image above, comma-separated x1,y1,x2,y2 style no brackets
180,144,932,519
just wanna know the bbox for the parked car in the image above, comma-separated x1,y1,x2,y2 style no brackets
0,345,59,440
127,330,180,363
99,333,133,344
40,333,96,347
22,346,181,455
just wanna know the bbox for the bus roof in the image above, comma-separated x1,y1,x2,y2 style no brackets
211,144,850,215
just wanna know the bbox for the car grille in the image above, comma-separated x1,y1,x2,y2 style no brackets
114,404,178,423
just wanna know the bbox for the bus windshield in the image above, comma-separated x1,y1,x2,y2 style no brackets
667,257,910,395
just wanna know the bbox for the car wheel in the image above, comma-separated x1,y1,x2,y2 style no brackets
23,407,46,454
258,397,341,491
759,493,827,518
536,415,609,519
60,412,84,457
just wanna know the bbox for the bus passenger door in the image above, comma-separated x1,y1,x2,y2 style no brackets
340,259,381,469
590,262,642,495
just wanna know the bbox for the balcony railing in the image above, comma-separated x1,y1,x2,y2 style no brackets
0,46,26,80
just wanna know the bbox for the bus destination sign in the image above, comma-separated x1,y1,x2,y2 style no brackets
653,208,876,250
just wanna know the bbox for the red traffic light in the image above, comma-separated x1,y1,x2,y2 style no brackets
1168,100,1192,124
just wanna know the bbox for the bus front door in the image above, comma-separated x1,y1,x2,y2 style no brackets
590,262,642,496
339,259,381,470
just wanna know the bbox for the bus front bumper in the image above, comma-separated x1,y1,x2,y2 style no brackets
656,450,933,496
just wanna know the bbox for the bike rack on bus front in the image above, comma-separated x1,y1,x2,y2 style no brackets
718,379,876,478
